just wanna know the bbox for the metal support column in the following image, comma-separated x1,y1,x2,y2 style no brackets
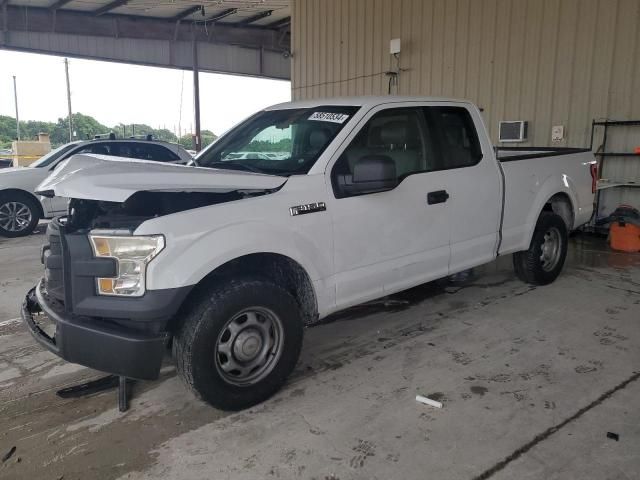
192,36,202,152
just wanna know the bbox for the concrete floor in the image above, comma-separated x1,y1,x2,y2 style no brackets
0,227,638,480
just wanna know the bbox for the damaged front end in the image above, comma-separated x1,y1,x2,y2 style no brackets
22,189,277,379
21,211,183,380
22,154,287,380
65,189,257,231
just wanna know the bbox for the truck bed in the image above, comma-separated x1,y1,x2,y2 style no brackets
496,147,596,255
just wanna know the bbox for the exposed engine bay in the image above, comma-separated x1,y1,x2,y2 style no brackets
65,190,270,232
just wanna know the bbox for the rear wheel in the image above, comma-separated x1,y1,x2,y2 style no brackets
173,277,303,411
0,193,40,237
513,212,568,285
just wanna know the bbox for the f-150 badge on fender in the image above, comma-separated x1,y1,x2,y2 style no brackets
289,202,327,216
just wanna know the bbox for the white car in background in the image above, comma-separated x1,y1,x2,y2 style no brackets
0,149,12,168
0,137,191,237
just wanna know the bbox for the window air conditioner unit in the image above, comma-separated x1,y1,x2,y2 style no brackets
499,120,528,142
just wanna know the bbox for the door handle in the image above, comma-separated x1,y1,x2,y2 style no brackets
427,190,449,205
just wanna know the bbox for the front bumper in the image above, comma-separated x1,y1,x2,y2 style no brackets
22,280,169,380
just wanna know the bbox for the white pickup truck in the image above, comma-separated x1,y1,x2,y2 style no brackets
22,96,596,411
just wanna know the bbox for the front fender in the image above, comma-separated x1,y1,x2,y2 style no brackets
142,219,332,293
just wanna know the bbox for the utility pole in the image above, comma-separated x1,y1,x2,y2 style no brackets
192,37,202,152
178,70,184,141
64,58,73,142
12,75,20,140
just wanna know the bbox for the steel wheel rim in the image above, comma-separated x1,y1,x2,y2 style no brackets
0,201,32,232
540,227,562,272
214,307,285,386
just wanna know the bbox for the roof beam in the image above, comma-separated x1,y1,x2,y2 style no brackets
93,0,129,17
1,0,7,41
206,7,237,23
49,0,73,10
172,5,201,22
2,5,287,51
265,16,290,29
239,10,272,25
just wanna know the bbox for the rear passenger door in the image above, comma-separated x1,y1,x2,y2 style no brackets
425,105,502,273
327,104,452,310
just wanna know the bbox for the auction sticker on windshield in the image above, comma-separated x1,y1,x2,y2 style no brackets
308,112,350,123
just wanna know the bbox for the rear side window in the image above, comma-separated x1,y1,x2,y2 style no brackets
425,107,482,169
76,142,115,155
115,143,180,162
75,142,179,162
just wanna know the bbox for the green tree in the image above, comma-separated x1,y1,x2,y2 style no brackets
64,113,111,142
246,138,292,152
178,130,217,150
0,113,217,150
113,123,178,143
0,115,19,147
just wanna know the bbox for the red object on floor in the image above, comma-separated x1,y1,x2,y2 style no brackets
610,222,640,252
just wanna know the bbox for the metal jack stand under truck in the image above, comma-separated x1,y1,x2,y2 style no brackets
56,374,133,412
23,294,135,412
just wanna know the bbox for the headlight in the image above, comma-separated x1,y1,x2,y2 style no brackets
89,234,165,297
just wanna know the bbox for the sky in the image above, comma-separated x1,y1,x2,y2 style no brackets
0,50,291,137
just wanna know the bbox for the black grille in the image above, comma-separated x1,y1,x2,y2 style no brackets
43,220,65,302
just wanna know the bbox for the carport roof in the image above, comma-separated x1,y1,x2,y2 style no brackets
6,0,290,29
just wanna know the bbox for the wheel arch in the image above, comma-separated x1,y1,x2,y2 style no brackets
542,192,574,231
521,175,579,249
168,252,319,332
0,188,45,219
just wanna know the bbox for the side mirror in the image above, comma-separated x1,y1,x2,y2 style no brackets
336,155,397,197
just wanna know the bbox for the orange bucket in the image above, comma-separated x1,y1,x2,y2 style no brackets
610,222,640,252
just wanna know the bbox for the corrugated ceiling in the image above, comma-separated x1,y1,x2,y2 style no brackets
7,0,290,27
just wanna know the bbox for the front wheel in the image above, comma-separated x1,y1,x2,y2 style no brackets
173,277,304,411
513,212,568,285
0,193,41,237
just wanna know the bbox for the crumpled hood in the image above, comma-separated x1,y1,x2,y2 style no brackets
36,154,287,202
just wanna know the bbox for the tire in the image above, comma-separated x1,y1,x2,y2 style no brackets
513,212,568,286
0,192,41,237
173,277,304,411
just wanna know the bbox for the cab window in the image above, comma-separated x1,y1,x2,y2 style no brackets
332,107,437,197
425,107,482,169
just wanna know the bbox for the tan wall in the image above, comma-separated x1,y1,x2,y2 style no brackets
12,140,51,167
291,0,640,151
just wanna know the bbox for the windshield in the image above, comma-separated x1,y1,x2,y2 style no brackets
196,106,359,175
29,143,79,168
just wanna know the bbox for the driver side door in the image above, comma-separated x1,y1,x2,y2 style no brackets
326,104,452,310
